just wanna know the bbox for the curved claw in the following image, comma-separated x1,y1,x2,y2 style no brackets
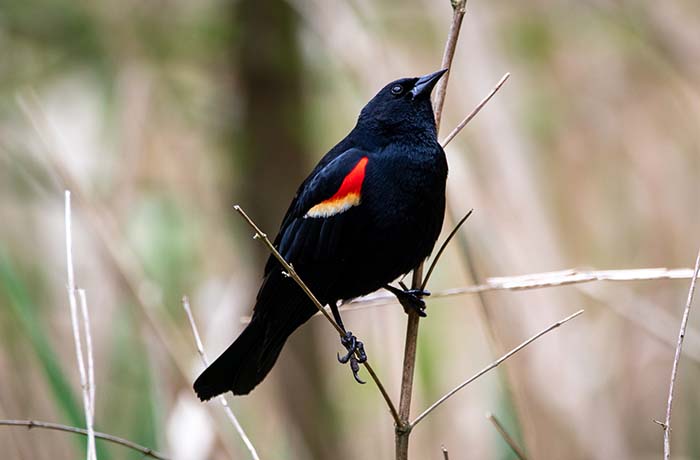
350,358,365,384
336,331,368,384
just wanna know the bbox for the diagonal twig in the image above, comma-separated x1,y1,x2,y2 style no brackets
233,205,401,426
410,309,584,428
441,73,510,148
421,209,473,291
0,419,168,460
486,412,528,460
182,296,260,460
661,247,700,459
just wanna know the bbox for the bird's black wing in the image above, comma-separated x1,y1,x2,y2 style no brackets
265,147,370,276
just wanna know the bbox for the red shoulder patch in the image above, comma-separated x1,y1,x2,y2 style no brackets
305,157,368,218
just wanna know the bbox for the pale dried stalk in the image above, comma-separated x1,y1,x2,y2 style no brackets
347,267,700,309
20,95,237,459
662,247,700,460
233,205,401,426
18,94,195,373
441,73,510,148
0,419,168,460
181,296,260,460
77,289,96,454
486,412,528,460
410,309,584,428
64,191,96,460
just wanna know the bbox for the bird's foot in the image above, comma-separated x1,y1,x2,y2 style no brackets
385,285,430,317
337,331,367,384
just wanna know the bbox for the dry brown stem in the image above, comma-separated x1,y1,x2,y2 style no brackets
396,2,468,458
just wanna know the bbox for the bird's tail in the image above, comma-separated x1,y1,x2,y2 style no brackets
193,316,289,400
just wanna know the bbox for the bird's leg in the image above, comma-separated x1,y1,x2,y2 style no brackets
330,301,366,384
384,283,430,317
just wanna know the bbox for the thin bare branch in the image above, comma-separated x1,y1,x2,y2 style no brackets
662,247,700,460
486,412,528,460
441,73,510,147
397,4,469,457
233,205,401,426
0,419,168,460
64,191,96,460
421,209,473,290
182,296,260,460
410,309,584,428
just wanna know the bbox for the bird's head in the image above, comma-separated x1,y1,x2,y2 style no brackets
356,69,448,142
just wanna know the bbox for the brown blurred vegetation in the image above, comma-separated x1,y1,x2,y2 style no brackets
0,0,699,459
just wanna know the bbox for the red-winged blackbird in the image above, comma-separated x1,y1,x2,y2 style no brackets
194,69,448,400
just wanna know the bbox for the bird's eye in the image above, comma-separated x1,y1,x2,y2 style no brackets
390,84,403,95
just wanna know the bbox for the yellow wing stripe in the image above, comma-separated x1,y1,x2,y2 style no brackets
305,192,361,218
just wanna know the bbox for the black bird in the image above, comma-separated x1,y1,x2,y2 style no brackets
194,69,448,400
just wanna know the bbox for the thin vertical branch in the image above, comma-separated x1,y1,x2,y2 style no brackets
396,2,468,459
486,412,528,460
662,247,700,459
441,445,450,460
432,0,468,132
64,191,96,460
182,296,260,460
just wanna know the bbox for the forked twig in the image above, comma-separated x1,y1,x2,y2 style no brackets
182,296,260,460
0,419,168,460
441,73,510,148
233,205,401,426
410,310,584,428
421,209,473,290
661,247,700,459
486,412,528,460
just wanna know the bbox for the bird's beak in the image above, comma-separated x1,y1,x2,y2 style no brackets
410,69,448,99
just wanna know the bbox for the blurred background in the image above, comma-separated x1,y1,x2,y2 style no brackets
1,0,699,459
